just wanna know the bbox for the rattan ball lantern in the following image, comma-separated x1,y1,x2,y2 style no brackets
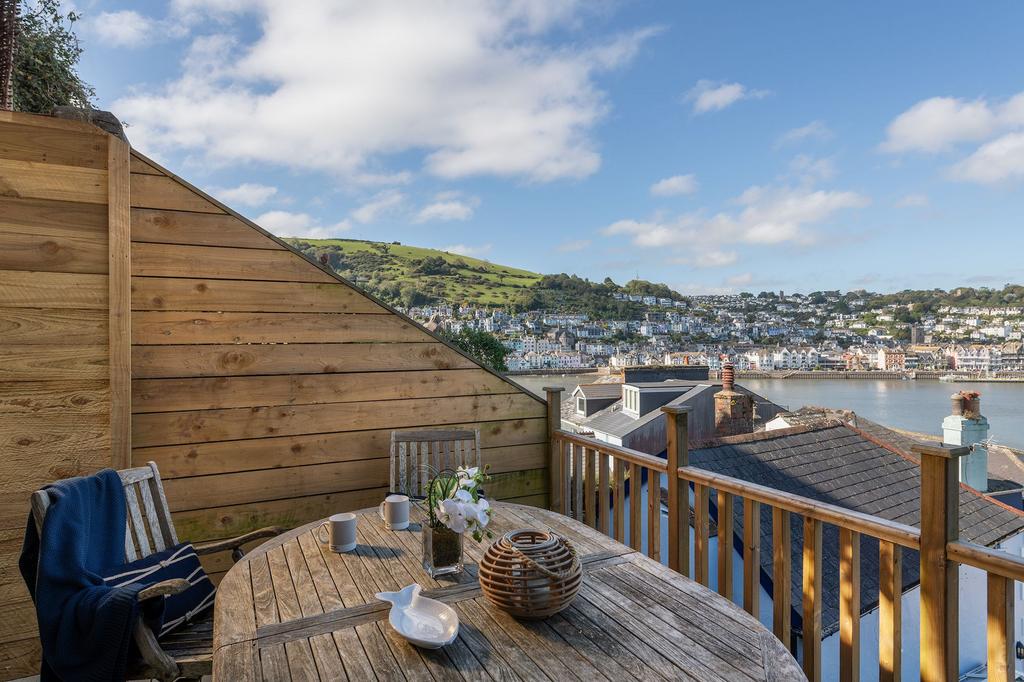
478,529,582,619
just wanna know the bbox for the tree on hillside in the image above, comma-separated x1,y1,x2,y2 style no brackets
1,0,14,109
440,328,509,372
1,0,93,113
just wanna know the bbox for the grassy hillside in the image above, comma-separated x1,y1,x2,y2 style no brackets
285,238,543,307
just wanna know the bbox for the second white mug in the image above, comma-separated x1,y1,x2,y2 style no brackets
379,494,410,530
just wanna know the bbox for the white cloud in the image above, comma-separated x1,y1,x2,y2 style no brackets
896,193,929,208
414,192,479,223
415,201,475,223
725,272,753,287
949,132,1024,184
789,154,836,183
668,250,738,269
556,239,592,252
605,184,868,258
686,80,769,114
881,96,1000,153
443,243,492,258
255,210,351,239
775,120,833,148
113,1,657,183
650,174,697,197
86,10,156,47
215,182,278,207
351,190,405,224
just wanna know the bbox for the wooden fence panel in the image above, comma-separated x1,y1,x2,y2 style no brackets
0,113,115,679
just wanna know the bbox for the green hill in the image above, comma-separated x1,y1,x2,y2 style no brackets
285,238,543,307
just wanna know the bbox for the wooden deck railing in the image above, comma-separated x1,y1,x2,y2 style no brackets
545,389,1024,682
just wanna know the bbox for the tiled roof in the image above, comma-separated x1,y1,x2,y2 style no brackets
690,423,1024,638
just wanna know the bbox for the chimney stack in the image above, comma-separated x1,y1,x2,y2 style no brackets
714,363,753,437
943,391,989,491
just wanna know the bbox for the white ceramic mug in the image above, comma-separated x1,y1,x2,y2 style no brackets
317,512,357,552
379,494,410,530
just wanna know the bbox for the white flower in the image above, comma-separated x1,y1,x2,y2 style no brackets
459,466,479,480
472,498,491,527
439,498,468,533
454,488,473,503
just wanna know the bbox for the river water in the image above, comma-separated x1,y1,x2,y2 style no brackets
509,374,1024,450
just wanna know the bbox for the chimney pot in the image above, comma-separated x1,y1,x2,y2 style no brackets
721,363,735,392
950,393,964,416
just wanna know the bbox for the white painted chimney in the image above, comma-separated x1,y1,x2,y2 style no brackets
942,391,989,492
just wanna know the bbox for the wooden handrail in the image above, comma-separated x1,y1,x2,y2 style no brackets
947,540,1024,583
553,430,668,472
549,425,1024,682
677,465,922,550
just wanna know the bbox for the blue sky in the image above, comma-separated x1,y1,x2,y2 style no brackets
74,1,1024,294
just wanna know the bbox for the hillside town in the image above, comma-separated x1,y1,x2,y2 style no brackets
405,291,1024,374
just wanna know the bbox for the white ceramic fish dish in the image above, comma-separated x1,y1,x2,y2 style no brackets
375,584,459,649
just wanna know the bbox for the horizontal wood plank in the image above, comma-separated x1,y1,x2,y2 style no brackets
0,228,107,274
0,111,106,137
132,310,426,345
172,488,390,542
129,173,224,213
131,276,385,313
132,368,520,413
133,242,337,283
131,208,283,249
0,270,107,309
133,417,546,477
131,342,478,378
132,392,545,446
163,463,546,512
151,441,543,485
0,196,107,239
0,345,108,380
0,158,106,204
0,121,107,168
0,308,107,345
0,380,109,415
129,153,164,175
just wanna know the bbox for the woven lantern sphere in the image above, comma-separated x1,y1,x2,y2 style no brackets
478,529,582,619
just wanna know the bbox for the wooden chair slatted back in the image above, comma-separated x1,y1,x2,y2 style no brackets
31,461,179,563
390,429,481,498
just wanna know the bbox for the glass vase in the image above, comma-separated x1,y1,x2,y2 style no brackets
423,524,464,577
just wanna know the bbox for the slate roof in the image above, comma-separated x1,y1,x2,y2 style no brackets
584,384,707,438
573,383,623,399
690,423,1024,638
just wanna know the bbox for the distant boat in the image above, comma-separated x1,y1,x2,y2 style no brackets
939,374,957,382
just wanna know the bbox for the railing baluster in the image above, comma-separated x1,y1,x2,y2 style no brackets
772,507,791,649
598,451,610,536
988,573,1014,682
629,462,642,551
561,439,571,516
717,490,733,600
743,498,760,617
573,443,584,521
545,387,564,513
613,459,625,543
840,528,861,682
915,444,965,682
878,540,902,682
694,482,709,586
663,405,690,576
648,467,661,562
584,447,596,528
802,516,822,682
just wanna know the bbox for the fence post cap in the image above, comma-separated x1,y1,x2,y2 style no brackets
661,405,692,415
912,443,971,459
542,386,565,393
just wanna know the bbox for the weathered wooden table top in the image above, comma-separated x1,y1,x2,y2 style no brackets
213,502,804,681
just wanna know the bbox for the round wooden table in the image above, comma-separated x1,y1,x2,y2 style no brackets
213,502,804,681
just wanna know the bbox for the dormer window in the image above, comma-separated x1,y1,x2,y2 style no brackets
576,397,585,415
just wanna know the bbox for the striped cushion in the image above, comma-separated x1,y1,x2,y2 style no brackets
102,543,216,637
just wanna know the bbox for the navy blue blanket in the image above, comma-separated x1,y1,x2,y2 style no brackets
19,469,146,682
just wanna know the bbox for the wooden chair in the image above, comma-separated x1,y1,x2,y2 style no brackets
390,429,482,498
30,461,284,682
